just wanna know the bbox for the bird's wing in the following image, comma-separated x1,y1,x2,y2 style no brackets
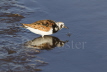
23,20,56,32
33,20,56,26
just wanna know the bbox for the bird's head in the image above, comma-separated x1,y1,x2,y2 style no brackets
56,22,68,30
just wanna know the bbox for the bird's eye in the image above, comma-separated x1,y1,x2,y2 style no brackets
60,25,63,28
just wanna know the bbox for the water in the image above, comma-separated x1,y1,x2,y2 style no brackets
0,0,107,72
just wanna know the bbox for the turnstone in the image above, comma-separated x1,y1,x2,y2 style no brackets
24,35,68,50
22,20,68,37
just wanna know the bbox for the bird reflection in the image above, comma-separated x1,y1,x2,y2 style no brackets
24,36,68,50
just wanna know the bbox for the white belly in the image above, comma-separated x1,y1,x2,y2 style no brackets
26,27,53,36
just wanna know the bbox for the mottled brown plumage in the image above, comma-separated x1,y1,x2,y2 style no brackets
22,19,68,37
23,20,56,32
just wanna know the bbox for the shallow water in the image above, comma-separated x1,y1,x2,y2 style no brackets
0,0,107,72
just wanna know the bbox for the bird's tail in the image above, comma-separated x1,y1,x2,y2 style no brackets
20,23,27,28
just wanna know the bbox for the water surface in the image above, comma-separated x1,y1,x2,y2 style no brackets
0,0,107,72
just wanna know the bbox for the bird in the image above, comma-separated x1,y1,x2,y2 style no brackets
22,20,68,37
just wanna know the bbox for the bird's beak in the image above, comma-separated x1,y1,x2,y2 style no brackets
64,26,69,29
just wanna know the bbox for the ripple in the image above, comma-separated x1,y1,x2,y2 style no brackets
0,0,50,71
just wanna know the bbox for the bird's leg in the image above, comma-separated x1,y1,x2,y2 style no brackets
42,35,44,39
